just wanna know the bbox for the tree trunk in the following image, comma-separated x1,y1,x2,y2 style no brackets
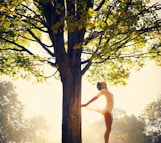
51,29,83,143
61,66,82,143
41,2,84,142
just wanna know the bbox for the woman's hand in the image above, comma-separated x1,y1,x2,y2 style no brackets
81,103,88,107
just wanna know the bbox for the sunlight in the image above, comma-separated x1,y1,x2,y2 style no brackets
0,76,62,142
82,95,107,123
1,61,161,143
15,79,63,141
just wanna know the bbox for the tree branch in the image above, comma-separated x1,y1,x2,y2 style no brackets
83,31,104,45
21,3,47,27
27,29,55,57
81,47,99,75
124,0,132,12
0,36,33,55
43,69,58,78
94,51,161,64
94,0,105,11
81,60,92,75
23,18,48,33
86,0,94,10
137,2,161,16
17,14,48,33
18,34,37,42
138,25,161,34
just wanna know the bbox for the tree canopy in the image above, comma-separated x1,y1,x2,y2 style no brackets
0,0,161,84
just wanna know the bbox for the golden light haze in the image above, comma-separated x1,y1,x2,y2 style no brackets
1,61,161,143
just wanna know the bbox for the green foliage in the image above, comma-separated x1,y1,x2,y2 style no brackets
0,0,45,81
0,49,45,82
83,0,161,85
87,58,131,85
0,0,161,85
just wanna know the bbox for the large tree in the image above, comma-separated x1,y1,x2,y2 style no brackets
0,0,161,143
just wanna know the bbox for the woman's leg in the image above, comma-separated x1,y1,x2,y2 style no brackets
86,106,105,114
103,112,112,143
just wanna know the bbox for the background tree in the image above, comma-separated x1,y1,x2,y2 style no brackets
0,81,26,143
139,95,161,143
83,109,151,143
0,0,161,143
29,116,53,143
0,81,54,143
111,112,151,143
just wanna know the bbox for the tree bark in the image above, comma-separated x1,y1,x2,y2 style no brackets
51,21,83,143
61,65,82,143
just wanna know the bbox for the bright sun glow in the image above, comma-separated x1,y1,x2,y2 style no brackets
1,61,161,143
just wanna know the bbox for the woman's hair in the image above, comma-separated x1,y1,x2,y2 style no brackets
97,82,107,90
97,82,102,90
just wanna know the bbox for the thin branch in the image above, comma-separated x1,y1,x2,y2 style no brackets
43,69,58,78
83,0,121,46
18,32,54,48
81,60,92,75
81,47,99,75
111,35,130,49
137,2,161,16
124,0,132,12
3,12,48,33
21,3,41,17
0,36,33,55
27,29,55,57
16,4,48,31
94,51,161,64
0,47,23,52
40,59,56,67
138,25,161,34
94,0,105,11
18,34,37,42
83,31,104,45
19,15,48,33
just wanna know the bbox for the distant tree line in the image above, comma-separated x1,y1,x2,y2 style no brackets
1,80,160,143
83,96,161,143
139,95,161,143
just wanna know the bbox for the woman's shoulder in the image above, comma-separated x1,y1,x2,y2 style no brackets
100,88,108,93
100,88,113,96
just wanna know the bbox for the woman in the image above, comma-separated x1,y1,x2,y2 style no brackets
81,82,114,143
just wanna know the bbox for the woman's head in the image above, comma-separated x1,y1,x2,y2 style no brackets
97,82,107,90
